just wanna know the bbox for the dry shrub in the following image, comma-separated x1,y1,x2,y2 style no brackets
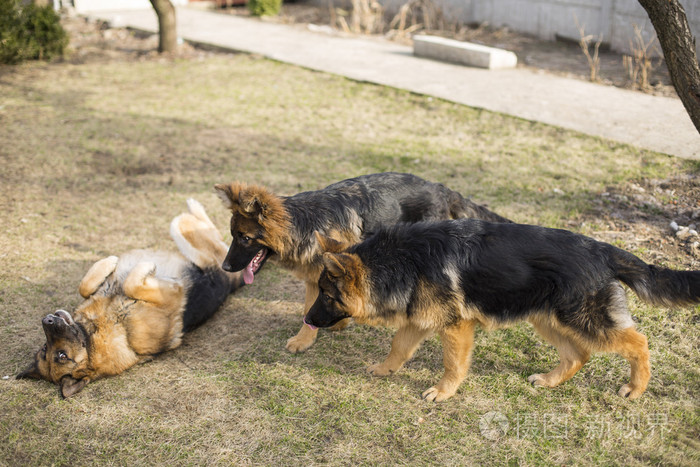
332,0,384,34
623,24,660,91
329,0,465,39
574,16,603,82
387,0,451,39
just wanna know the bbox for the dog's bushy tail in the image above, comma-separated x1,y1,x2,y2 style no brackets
610,245,700,307
448,190,512,223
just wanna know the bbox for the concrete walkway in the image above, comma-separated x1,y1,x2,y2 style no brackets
90,7,699,159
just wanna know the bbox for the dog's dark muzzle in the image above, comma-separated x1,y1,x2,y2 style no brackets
303,295,349,329
42,310,79,340
222,243,260,272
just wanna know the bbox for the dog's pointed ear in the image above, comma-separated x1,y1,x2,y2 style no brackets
60,376,89,398
241,194,266,220
322,252,359,283
322,252,346,279
214,183,236,210
216,183,269,220
315,232,348,253
16,360,42,380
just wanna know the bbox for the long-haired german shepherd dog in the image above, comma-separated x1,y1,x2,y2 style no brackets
304,219,700,401
214,172,510,353
17,199,250,398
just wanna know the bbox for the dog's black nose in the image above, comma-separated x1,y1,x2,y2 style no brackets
222,261,233,272
42,315,54,326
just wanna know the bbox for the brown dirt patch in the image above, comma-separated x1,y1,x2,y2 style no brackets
581,173,700,269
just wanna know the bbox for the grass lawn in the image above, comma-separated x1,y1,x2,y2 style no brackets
0,47,698,465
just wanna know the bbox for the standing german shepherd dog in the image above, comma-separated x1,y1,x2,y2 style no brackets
304,219,700,401
17,199,250,398
215,172,510,353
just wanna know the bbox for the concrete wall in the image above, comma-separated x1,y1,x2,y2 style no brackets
333,0,700,57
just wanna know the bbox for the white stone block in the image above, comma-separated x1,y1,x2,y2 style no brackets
413,35,518,69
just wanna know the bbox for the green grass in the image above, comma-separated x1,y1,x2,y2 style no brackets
0,50,698,466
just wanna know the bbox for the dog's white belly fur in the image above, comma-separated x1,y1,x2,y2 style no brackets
113,250,188,284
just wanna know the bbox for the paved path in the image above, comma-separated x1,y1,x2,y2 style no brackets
91,7,699,159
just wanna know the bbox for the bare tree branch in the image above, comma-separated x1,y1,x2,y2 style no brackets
637,0,700,133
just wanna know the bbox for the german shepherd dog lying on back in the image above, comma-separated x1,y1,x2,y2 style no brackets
305,219,700,401
214,172,510,353
18,199,250,398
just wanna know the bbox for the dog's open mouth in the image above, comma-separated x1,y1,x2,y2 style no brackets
42,309,81,341
243,248,267,285
54,310,75,326
43,309,75,328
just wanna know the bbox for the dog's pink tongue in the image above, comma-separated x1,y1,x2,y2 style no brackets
243,262,255,285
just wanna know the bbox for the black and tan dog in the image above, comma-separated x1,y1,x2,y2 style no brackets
304,219,700,401
214,172,510,353
17,199,249,398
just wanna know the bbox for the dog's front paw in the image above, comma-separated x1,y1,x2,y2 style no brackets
421,386,455,402
618,383,644,400
527,373,551,388
367,362,395,377
285,335,314,353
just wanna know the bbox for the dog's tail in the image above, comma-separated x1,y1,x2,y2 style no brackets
448,190,512,223
610,244,700,307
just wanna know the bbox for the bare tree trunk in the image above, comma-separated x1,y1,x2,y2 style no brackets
149,0,177,54
637,0,700,134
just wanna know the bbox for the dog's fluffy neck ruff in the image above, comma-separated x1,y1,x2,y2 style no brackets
276,197,359,275
274,208,322,273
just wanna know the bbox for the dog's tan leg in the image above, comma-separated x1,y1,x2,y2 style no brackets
79,256,119,298
528,320,591,389
422,319,476,402
123,262,184,306
120,262,186,355
171,210,229,270
607,327,650,399
286,281,320,353
368,323,433,376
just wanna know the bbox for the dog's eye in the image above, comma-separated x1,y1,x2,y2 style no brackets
238,232,251,242
57,351,68,361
